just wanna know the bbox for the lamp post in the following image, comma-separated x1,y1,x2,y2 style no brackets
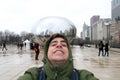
104,22,112,41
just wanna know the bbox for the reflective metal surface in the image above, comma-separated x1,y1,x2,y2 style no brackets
32,16,76,45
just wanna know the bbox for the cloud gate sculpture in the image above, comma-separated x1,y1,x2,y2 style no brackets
31,16,77,46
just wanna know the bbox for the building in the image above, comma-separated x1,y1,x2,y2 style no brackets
82,22,91,41
91,17,112,41
90,15,100,26
90,15,100,41
112,0,120,20
111,21,120,44
111,0,120,45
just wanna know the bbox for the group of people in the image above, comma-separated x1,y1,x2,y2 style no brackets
18,33,99,80
98,40,109,57
17,42,24,51
17,42,28,53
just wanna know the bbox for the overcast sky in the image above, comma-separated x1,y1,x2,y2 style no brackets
0,0,112,36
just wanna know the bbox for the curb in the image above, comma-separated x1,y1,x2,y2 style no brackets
110,48,120,53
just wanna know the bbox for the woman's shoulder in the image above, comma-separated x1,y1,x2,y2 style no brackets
78,69,91,74
17,67,41,80
26,67,40,72
77,69,99,80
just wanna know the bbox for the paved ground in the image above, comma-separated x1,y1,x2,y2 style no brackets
0,45,120,80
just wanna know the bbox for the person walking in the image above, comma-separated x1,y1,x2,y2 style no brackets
24,42,26,48
18,33,98,80
20,42,23,51
17,42,20,51
34,42,40,60
2,41,7,51
98,40,104,56
104,41,109,56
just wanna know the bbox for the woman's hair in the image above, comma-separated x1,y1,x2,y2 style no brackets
43,33,72,64
47,33,68,46
44,33,69,54
45,33,70,54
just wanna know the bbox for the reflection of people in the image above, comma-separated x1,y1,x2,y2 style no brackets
34,43,40,60
18,33,98,80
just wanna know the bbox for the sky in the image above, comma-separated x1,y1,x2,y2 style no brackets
0,0,112,37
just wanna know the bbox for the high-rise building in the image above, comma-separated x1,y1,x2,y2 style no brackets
90,15,100,26
90,15,100,40
112,0,120,20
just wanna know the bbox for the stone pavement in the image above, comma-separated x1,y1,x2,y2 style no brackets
0,45,120,80
110,47,120,53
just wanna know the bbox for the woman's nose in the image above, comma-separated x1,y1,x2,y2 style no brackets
56,43,62,48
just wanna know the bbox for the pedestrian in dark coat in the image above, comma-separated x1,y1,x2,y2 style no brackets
104,41,109,56
2,41,7,51
98,41,104,56
34,43,40,60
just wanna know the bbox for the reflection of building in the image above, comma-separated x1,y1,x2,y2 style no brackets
112,0,120,20
34,16,77,37
32,16,77,46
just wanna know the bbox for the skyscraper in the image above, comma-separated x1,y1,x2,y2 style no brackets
112,0,120,20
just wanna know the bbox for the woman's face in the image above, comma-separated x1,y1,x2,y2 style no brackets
47,37,69,66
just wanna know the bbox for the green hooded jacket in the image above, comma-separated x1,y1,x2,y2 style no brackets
18,34,99,80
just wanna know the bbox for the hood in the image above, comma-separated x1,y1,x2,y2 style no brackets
42,33,74,80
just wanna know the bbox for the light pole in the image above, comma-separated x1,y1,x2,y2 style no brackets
104,22,112,41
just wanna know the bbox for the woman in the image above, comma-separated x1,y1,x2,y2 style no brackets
18,33,99,80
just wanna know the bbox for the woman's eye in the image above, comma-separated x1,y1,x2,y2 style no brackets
50,43,56,46
50,42,67,47
62,43,67,47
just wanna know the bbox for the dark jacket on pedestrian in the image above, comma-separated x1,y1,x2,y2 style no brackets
104,42,109,51
98,41,104,50
18,33,99,80
34,43,40,54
